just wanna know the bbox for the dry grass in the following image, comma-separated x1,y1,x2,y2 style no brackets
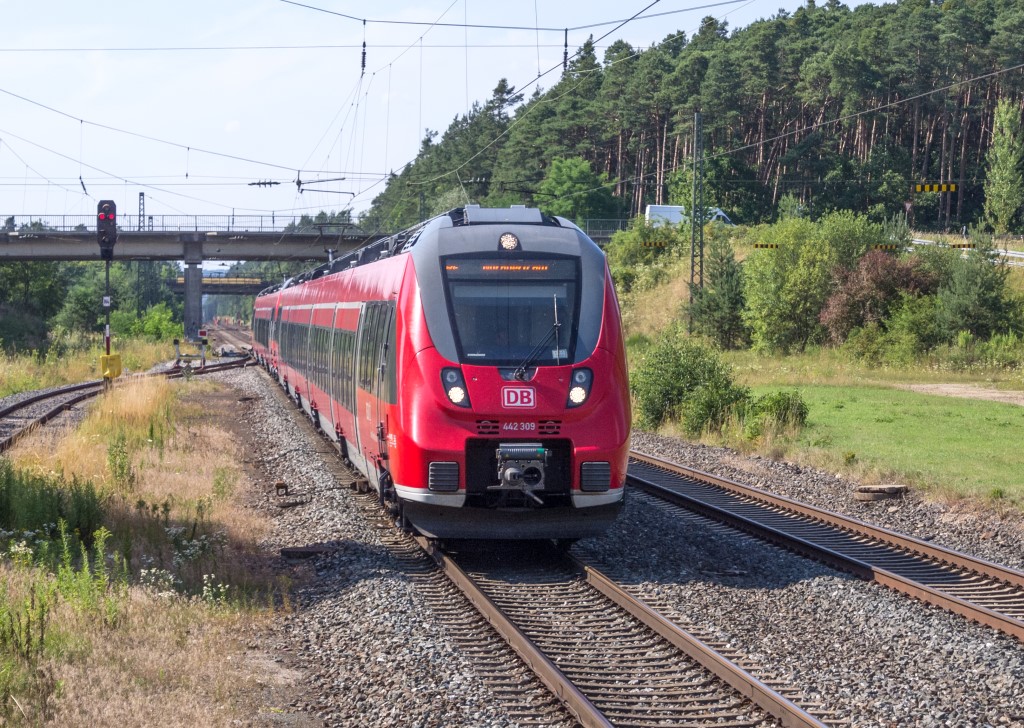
48,590,270,727
1,564,290,727
0,338,171,398
620,259,692,340
3,375,292,724
10,377,273,591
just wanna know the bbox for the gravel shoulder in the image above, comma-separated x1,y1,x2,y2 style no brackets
897,382,1024,407
631,432,1024,571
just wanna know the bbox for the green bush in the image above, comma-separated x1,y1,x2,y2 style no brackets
629,332,749,434
110,303,182,342
606,219,686,294
748,390,809,427
682,377,750,437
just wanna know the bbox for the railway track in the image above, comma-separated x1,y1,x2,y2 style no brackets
0,359,249,454
627,450,1024,643
418,537,842,728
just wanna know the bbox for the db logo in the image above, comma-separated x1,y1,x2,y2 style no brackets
502,387,536,408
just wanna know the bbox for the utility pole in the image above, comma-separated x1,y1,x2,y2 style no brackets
688,111,705,332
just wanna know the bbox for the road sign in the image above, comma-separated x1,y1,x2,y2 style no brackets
915,183,957,193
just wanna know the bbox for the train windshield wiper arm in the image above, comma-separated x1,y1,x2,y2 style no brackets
513,295,560,381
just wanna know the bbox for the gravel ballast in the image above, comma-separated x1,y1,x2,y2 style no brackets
227,368,523,727
574,432,1024,727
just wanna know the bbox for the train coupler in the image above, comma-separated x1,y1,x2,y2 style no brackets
492,443,549,504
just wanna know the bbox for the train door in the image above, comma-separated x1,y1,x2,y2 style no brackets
353,301,395,491
352,302,375,483
271,303,283,379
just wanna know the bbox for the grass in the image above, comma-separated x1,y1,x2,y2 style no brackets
0,337,172,398
0,375,286,724
723,346,1024,390
754,384,1024,505
714,348,1024,504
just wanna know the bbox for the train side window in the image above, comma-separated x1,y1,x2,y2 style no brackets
357,307,369,388
316,326,324,389
313,326,320,388
358,304,379,390
300,322,308,375
383,302,397,404
368,302,384,393
332,328,341,403
345,330,355,407
321,327,329,391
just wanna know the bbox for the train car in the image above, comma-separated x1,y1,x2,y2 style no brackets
251,205,630,540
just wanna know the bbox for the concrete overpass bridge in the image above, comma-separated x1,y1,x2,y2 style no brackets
1,214,383,338
1,212,626,338
170,275,270,296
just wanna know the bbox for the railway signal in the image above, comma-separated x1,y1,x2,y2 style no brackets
96,200,120,377
97,200,117,260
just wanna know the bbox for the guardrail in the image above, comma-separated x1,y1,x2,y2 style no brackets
911,238,1024,267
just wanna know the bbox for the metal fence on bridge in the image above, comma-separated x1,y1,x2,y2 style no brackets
4,214,633,239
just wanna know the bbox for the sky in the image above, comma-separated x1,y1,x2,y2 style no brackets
0,1,847,226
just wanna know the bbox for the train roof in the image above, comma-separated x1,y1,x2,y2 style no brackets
256,206,590,298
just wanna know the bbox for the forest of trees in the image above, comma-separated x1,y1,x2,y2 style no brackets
360,0,1024,233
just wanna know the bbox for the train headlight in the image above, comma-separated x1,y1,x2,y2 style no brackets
498,232,520,251
566,368,592,408
441,367,471,408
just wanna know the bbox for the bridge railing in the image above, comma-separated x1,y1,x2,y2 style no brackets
2,214,364,235
582,219,630,240
4,213,633,238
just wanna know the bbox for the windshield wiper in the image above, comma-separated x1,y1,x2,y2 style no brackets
513,295,561,381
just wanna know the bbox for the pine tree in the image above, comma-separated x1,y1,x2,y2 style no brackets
983,99,1024,235
688,226,747,349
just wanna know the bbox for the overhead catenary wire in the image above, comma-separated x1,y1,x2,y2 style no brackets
0,86,342,175
276,0,746,33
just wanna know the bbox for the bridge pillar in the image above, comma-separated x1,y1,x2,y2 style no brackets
184,264,203,340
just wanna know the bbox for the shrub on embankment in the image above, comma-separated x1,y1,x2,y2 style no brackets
629,328,808,438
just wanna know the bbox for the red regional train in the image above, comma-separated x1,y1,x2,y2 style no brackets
251,205,630,540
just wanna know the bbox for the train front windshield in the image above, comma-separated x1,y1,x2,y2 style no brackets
443,257,580,367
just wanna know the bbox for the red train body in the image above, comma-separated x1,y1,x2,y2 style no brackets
252,206,629,539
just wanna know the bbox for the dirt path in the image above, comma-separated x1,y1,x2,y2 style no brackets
898,383,1024,407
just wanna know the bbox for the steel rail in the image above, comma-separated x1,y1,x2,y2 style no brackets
578,560,827,728
414,535,613,728
0,386,103,453
0,380,102,419
629,450,1024,642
